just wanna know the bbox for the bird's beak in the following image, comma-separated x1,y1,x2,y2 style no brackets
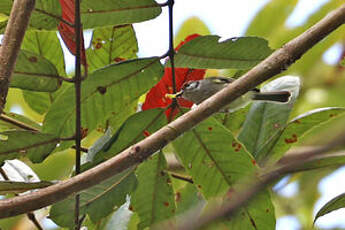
165,91,183,99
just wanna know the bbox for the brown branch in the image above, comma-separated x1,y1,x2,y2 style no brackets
169,172,193,184
0,3,345,219
0,0,36,114
0,114,39,131
161,131,345,230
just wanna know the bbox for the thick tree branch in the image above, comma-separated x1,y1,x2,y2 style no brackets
0,0,35,114
162,131,345,230
0,3,345,219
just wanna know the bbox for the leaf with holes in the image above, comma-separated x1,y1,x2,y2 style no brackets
0,0,60,31
11,50,60,92
43,57,163,139
256,107,345,165
238,76,300,160
174,35,273,69
22,30,66,76
132,152,176,230
0,131,59,164
173,118,275,229
0,181,53,195
86,24,138,72
49,167,137,227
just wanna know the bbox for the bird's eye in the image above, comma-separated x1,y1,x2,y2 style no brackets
183,81,199,90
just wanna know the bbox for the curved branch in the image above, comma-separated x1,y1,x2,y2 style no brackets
0,0,36,114
0,3,345,219
163,131,345,230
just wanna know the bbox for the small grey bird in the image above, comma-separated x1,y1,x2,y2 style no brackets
171,77,291,112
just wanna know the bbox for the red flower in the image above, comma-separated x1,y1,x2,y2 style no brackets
142,34,206,119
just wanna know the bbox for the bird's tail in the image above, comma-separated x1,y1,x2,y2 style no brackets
252,91,291,103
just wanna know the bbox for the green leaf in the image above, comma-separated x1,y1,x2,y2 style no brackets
173,118,275,229
174,35,273,69
87,24,138,72
132,152,176,230
43,57,164,138
80,0,162,29
103,199,133,230
293,152,345,172
0,131,58,164
0,13,8,23
174,17,210,46
22,30,66,76
2,0,161,31
29,0,61,30
22,91,51,115
101,109,166,159
49,167,137,227
11,50,60,92
80,109,166,172
0,112,41,132
0,2,12,14
257,107,345,164
340,57,345,67
238,76,300,159
214,106,250,135
314,192,345,224
245,0,298,39
0,181,52,195
175,183,205,215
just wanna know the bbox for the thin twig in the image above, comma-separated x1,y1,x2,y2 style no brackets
167,0,177,123
157,131,345,230
26,212,43,230
158,1,170,7
0,3,344,219
168,0,176,94
169,172,193,184
0,114,39,131
74,0,82,228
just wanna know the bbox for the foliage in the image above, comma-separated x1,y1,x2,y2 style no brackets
1,0,345,230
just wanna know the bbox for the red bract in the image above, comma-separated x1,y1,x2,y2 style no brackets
142,34,206,119
58,0,87,66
